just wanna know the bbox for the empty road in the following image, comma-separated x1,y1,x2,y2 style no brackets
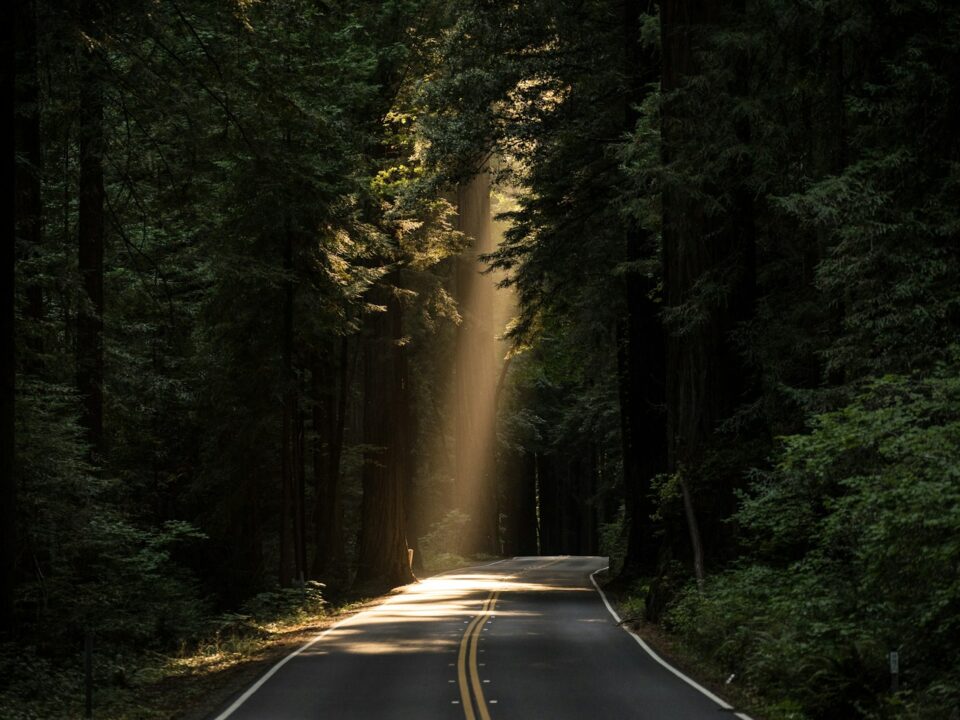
212,556,750,720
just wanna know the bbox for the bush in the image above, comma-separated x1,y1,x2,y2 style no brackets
666,359,960,720
14,379,208,653
240,581,328,623
598,503,627,576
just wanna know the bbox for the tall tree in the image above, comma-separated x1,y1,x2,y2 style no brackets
659,0,755,581
7,0,43,639
76,0,105,455
617,0,667,581
311,338,350,586
356,289,415,589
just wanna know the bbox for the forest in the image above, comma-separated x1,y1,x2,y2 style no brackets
6,1,959,719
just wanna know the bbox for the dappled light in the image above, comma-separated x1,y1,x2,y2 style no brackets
288,560,601,662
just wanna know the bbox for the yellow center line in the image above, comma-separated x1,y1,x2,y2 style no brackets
457,591,500,720
469,591,499,720
458,593,493,720
457,559,565,717
457,557,566,720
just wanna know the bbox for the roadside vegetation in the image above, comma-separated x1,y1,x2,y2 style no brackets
8,1,958,719
605,363,960,720
0,584,368,720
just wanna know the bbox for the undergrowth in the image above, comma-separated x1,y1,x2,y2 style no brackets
0,582,334,720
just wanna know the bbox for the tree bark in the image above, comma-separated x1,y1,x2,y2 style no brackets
355,287,414,589
5,0,42,638
536,453,560,555
678,471,705,587
279,222,296,587
225,469,265,605
295,408,307,583
614,0,668,583
515,452,538,556
398,297,421,575
77,0,105,457
660,0,755,574
311,338,349,586
15,0,43,359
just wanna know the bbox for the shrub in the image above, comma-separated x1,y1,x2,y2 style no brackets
666,358,960,720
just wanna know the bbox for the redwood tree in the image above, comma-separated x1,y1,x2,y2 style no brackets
355,288,415,589
76,0,105,456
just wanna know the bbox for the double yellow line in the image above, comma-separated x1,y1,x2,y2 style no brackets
457,590,500,720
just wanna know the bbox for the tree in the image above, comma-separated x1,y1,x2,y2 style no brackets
659,0,756,582
617,0,667,582
356,289,416,588
6,0,42,639
76,0,105,455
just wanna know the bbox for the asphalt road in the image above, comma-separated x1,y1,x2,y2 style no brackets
213,556,749,720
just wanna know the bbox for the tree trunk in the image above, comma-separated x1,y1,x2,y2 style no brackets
1,154,15,638
311,338,348,586
678,472,705,587
295,408,307,583
77,0,105,458
355,287,414,589
579,444,599,555
5,0,42,638
615,303,665,581
398,298,421,575
536,453,560,555
516,452,538,556
16,0,43,362
660,0,754,575
225,470,265,605
616,0,667,583
279,223,295,587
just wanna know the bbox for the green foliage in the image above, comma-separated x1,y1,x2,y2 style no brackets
617,591,649,626
420,509,471,559
598,503,628,577
238,581,328,626
666,359,960,719
10,0,960,717
14,376,207,651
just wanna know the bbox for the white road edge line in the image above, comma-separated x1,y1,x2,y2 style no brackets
589,567,755,720
211,605,360,720
212,557,515,720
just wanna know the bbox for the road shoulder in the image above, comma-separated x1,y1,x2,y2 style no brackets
591,569,768,720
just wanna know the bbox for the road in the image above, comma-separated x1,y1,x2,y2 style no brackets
212,556,750,720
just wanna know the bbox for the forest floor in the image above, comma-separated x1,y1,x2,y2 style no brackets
4,558,774,720
601,578,771,720
170,557,500,720
1,558,499,720
0,593,390,720
154,594,391,720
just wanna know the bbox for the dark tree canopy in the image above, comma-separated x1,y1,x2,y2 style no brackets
6,1,959,718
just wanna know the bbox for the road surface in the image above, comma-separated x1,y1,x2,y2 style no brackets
212,556,749,720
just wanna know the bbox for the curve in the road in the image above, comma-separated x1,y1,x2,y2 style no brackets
209,556,755,720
